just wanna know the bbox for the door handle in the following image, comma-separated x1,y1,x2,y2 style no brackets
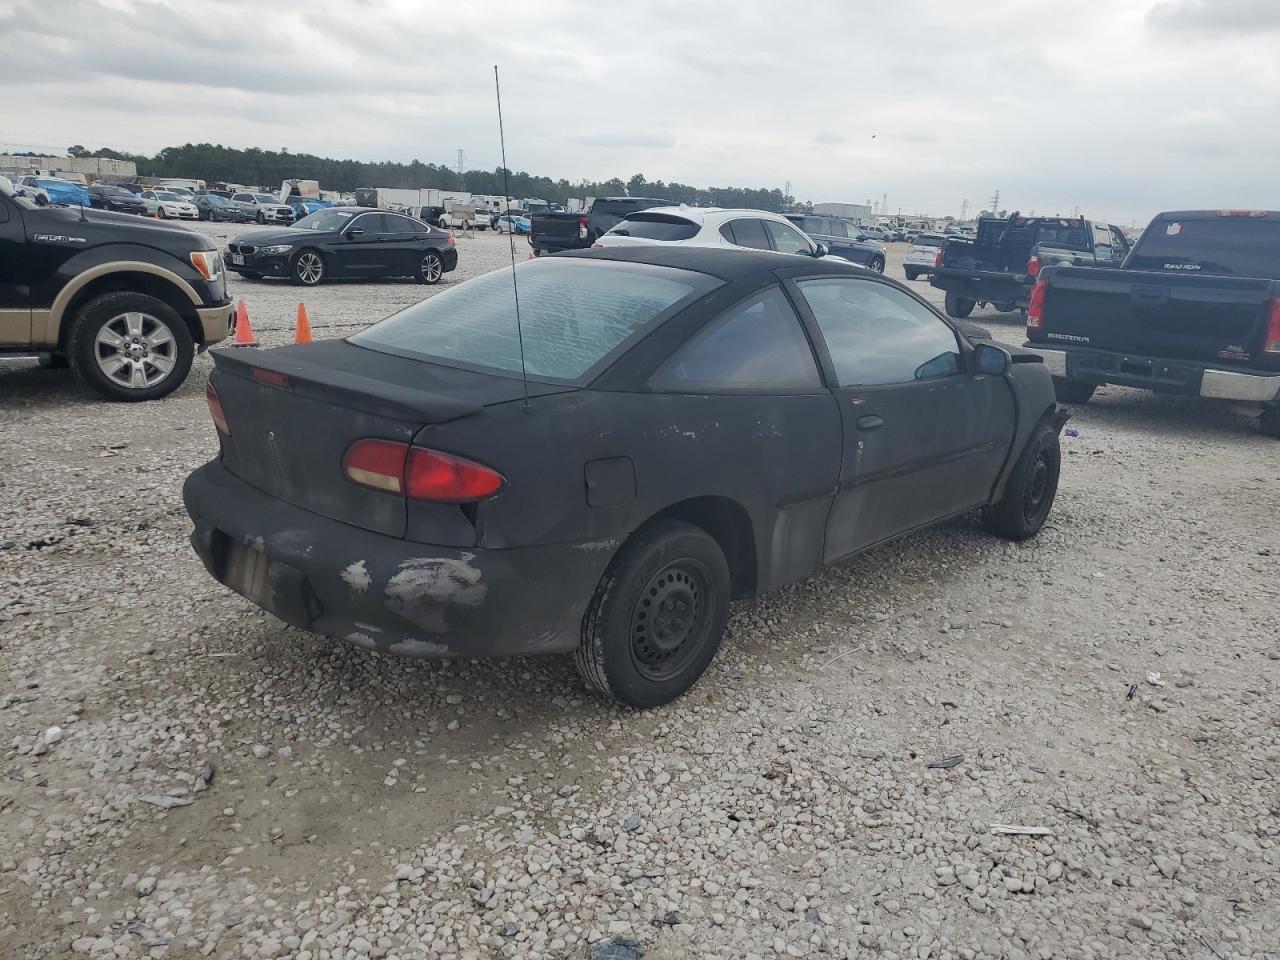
856,415,884,431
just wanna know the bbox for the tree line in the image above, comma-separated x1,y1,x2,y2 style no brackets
64,143,794,211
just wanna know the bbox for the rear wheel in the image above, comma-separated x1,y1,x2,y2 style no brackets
416,251,444,285
1259,408,1280,438
944,292,975,318
1052,377,1096,404
994,301,1017,313
905,268,920,281
68,292,194,402
576,519,731,708
983,421,1061,540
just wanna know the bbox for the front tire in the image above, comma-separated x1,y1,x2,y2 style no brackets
944,292,975,318
416,251,444,285
983,421,1061,540
68,292,194,402
1052,377,1096,404
157,207,167,219
291,250,324,286
576,519,731,708
256,211,265,224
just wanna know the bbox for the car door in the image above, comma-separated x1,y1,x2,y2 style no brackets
0,195,30,344
381,213,424,277
788,274,1016,562
337,212,389,276
646,283,842,589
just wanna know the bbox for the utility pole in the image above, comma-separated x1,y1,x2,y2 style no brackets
988,188,1000,216
784,180,792,208
456,149,465,189
881,192,888,217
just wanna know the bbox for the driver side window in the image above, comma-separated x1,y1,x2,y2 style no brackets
765,220,813,256
797,278,962,386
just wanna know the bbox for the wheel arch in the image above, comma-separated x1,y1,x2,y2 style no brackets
52,265,204,350
638,495,758,600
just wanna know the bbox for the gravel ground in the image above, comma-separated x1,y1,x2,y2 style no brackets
1,227,1278,960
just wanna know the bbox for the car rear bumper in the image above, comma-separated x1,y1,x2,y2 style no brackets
1023,346,1280,404
183,460,616,659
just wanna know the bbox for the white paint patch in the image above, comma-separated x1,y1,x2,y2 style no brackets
385,555,487,632
389,638,451,656
571,538,618,553
341,560,371,594
248,535,265,552
345,631,377,650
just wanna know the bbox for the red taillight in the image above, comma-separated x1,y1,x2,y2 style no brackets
1026,279,1047,331
342,440,505,502
934,247,944,268
1027,254,1040,278
578,215,590,240
447,235,456,247
1264,298,1280,355
206,383,230,436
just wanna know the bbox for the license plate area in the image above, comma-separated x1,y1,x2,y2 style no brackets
230,252,244,265
224,539,270,604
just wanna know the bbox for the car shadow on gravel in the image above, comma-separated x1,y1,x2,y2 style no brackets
1072,388,1268,441
0,356,212,413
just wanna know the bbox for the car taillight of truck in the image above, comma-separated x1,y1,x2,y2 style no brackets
1026,279,1048,332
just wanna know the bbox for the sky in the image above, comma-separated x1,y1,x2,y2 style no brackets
2,0,1278,225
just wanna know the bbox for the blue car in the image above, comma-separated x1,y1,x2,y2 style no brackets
495,213,531,235
287,197,332,219
19,176,91,207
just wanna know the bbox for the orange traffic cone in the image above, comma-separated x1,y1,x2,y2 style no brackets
231,300,258,347
294,302,312,344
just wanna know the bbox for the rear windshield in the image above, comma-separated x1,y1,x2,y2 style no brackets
912,234,944,247
1128,217,1280,277
350,258,718,382
609,214,699,242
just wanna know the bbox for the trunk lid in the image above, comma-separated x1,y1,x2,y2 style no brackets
210,340,555,537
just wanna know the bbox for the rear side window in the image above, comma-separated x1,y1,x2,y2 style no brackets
611,214,698,241
351,259,717,382
650,287,821,392
913,234,943,247
1128,216,1280,277
721,218,771,250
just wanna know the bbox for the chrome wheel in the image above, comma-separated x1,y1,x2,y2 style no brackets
295,252,324,285
421,253,443,283
93,312,177,390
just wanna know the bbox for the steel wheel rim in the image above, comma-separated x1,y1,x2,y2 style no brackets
297,253,323,284
1023,447,1054,522
422,254,442,282
94,312,177,389
629,559,711,682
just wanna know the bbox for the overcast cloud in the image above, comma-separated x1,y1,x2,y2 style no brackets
2,0,1278,224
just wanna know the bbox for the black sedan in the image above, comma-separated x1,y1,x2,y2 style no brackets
184,248,1066,707
86,183,147,215
194,193,251,223
226,207,457,286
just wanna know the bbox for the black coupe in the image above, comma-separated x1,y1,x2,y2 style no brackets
226,207,458,286
184,248,1066,707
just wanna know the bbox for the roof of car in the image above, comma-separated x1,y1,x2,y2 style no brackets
561,245,867,281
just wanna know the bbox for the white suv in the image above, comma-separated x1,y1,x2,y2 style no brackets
596,207,834,260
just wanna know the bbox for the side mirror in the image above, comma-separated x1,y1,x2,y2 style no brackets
346,227,365,239
973,341,1011,376
813,242,828,258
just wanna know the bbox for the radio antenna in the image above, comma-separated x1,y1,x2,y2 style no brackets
494,65,531,412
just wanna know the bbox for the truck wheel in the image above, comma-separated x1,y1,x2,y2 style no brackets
416,251,444,285
1259,409,1280,439
994,301,1017,313
1052,377,1096,404
68,292,194,402
290,250,325,286
576,519,731,708
905,268,920,281
983,421,1061,541
944,292,975,318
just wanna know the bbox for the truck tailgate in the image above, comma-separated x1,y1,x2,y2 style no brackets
1038,266,1276,364
530,213,583,244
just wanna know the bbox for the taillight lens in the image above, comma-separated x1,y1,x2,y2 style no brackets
206,383,230,435
934,248,944,268
1264,298,1280,355
1027,254,1040,277
578,215,590,240
447,235,456,247
1027,278,1048,331
343,440,505,502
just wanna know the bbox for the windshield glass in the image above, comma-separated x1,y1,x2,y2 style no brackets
1128,216,1280,277
294,209,355,231
101,186,132,197
350,259,718,381
155,192,183,201
254,194,278,204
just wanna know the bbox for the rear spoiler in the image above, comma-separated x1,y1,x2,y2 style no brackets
212,348,483,424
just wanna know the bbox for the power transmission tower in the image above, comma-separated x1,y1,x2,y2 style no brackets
456,149,465,189
988,188,1000,216
959,198,969,221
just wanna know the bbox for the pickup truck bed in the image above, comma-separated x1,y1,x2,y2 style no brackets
530,198,673,255
1024,210,1280,434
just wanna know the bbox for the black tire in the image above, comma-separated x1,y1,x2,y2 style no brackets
576,519,731,708
256,211,265,224
290,249,324,286
905,268,920,281
68,291,194,402
157,207,167,219
1258,409,1280,439
994,301,1017,313
944,292,975,318
869,257,885,274
1052,377,1096,404
983,421,1061,540
416,250,444,285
